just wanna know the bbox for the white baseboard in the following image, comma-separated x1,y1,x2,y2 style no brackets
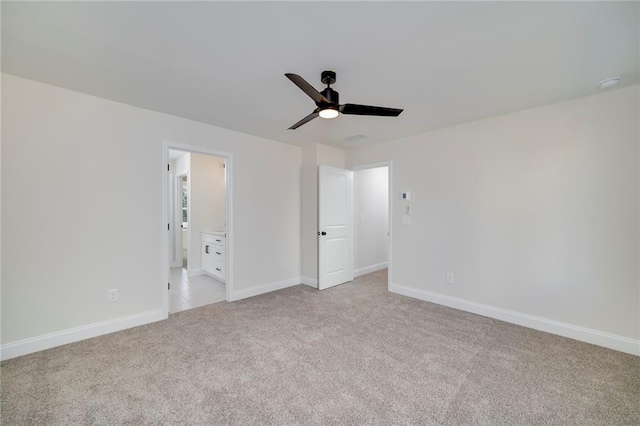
389,283,640,356
354,262,388,277
301,276,318,288
231,276,302,301
188,268,204,277
1,309,166,361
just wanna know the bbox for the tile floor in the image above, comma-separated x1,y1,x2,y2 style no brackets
170,268,226,314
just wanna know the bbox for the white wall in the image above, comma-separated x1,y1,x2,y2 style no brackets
1,74,302,348
316,143,346,168
301,144,319,286
175,153,189,176
188,153,226,273
354,167,389,275
300,143,346,286
347,86,640,349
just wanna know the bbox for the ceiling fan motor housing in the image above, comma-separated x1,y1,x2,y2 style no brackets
320,87,339,106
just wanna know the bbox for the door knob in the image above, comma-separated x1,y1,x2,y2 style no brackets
318,231,327,236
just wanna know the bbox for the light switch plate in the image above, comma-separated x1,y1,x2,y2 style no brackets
401,214,411,225
107,289,119,302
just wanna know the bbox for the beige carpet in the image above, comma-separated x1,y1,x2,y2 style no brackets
2,269,639,425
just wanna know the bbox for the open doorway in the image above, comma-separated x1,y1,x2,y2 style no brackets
352,163,391,285
167,148,229,314
316,162,391,291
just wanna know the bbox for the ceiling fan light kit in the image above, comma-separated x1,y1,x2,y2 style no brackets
319,107,339,119
285,70,404,129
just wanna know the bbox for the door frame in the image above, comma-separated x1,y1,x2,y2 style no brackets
162,140,234,317
350,161,393,291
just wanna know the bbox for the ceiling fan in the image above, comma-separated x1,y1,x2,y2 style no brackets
285,70,403,130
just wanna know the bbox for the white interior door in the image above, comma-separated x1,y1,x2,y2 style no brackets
171,175,183,268
318,165,353,290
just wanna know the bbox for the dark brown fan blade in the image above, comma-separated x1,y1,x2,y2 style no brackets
339,104,403,117
288,109,319,130
285,73,330,104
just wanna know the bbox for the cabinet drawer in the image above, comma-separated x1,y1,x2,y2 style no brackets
211,261,225,280
203,234,226,245
212,247,225,261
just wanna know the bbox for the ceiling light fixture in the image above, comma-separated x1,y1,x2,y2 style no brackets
319,107,339,119
599,76,620,89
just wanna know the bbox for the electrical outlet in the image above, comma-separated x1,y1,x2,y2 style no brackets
107,289,119,302
446,273,454,284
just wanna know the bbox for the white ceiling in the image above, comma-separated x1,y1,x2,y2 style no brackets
3,2,638,149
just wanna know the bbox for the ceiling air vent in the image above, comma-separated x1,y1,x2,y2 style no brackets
344,134,367,142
